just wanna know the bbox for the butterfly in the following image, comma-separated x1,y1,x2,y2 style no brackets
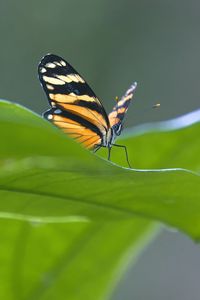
38,54,137,167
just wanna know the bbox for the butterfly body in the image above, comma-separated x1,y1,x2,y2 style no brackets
38,54,137,165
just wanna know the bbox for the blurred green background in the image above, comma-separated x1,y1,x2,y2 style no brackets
1,0,200,299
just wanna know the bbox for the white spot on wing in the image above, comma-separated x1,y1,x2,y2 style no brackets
40,67,46,73
46,84,54,90
48,114,53,120
76,74,85,83
56,75,72,83
54,61,62,66
68,74,79,82
60,60,66,66
45,63,56,68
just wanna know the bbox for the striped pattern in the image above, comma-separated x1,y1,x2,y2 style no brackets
108,82,137,128
38,54,137,151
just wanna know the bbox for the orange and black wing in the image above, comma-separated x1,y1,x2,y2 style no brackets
38,54,110,149
108,82,137,129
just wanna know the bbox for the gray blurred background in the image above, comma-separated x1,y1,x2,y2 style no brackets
1,0,200,299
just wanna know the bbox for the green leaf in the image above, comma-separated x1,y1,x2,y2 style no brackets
0,100,199,300
0,101,199,238
0,218,156,300
119,109,200,171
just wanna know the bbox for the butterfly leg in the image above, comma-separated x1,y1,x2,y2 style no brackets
108,147,111,161
112,144,131,168
93,145,102,153
93,145,112,163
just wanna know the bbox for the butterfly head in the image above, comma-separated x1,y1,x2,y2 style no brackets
112,123,123,136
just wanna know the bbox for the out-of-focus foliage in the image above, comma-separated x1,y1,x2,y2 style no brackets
1,0,200,126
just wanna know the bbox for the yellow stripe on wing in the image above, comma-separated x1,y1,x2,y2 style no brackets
49,93,99,103
42,76,65,85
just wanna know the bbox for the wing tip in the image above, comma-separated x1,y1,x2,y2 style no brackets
125,81,137,96
38,53,64,67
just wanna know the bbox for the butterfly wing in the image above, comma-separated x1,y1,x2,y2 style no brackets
108,82,137,134
38,54,110,149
